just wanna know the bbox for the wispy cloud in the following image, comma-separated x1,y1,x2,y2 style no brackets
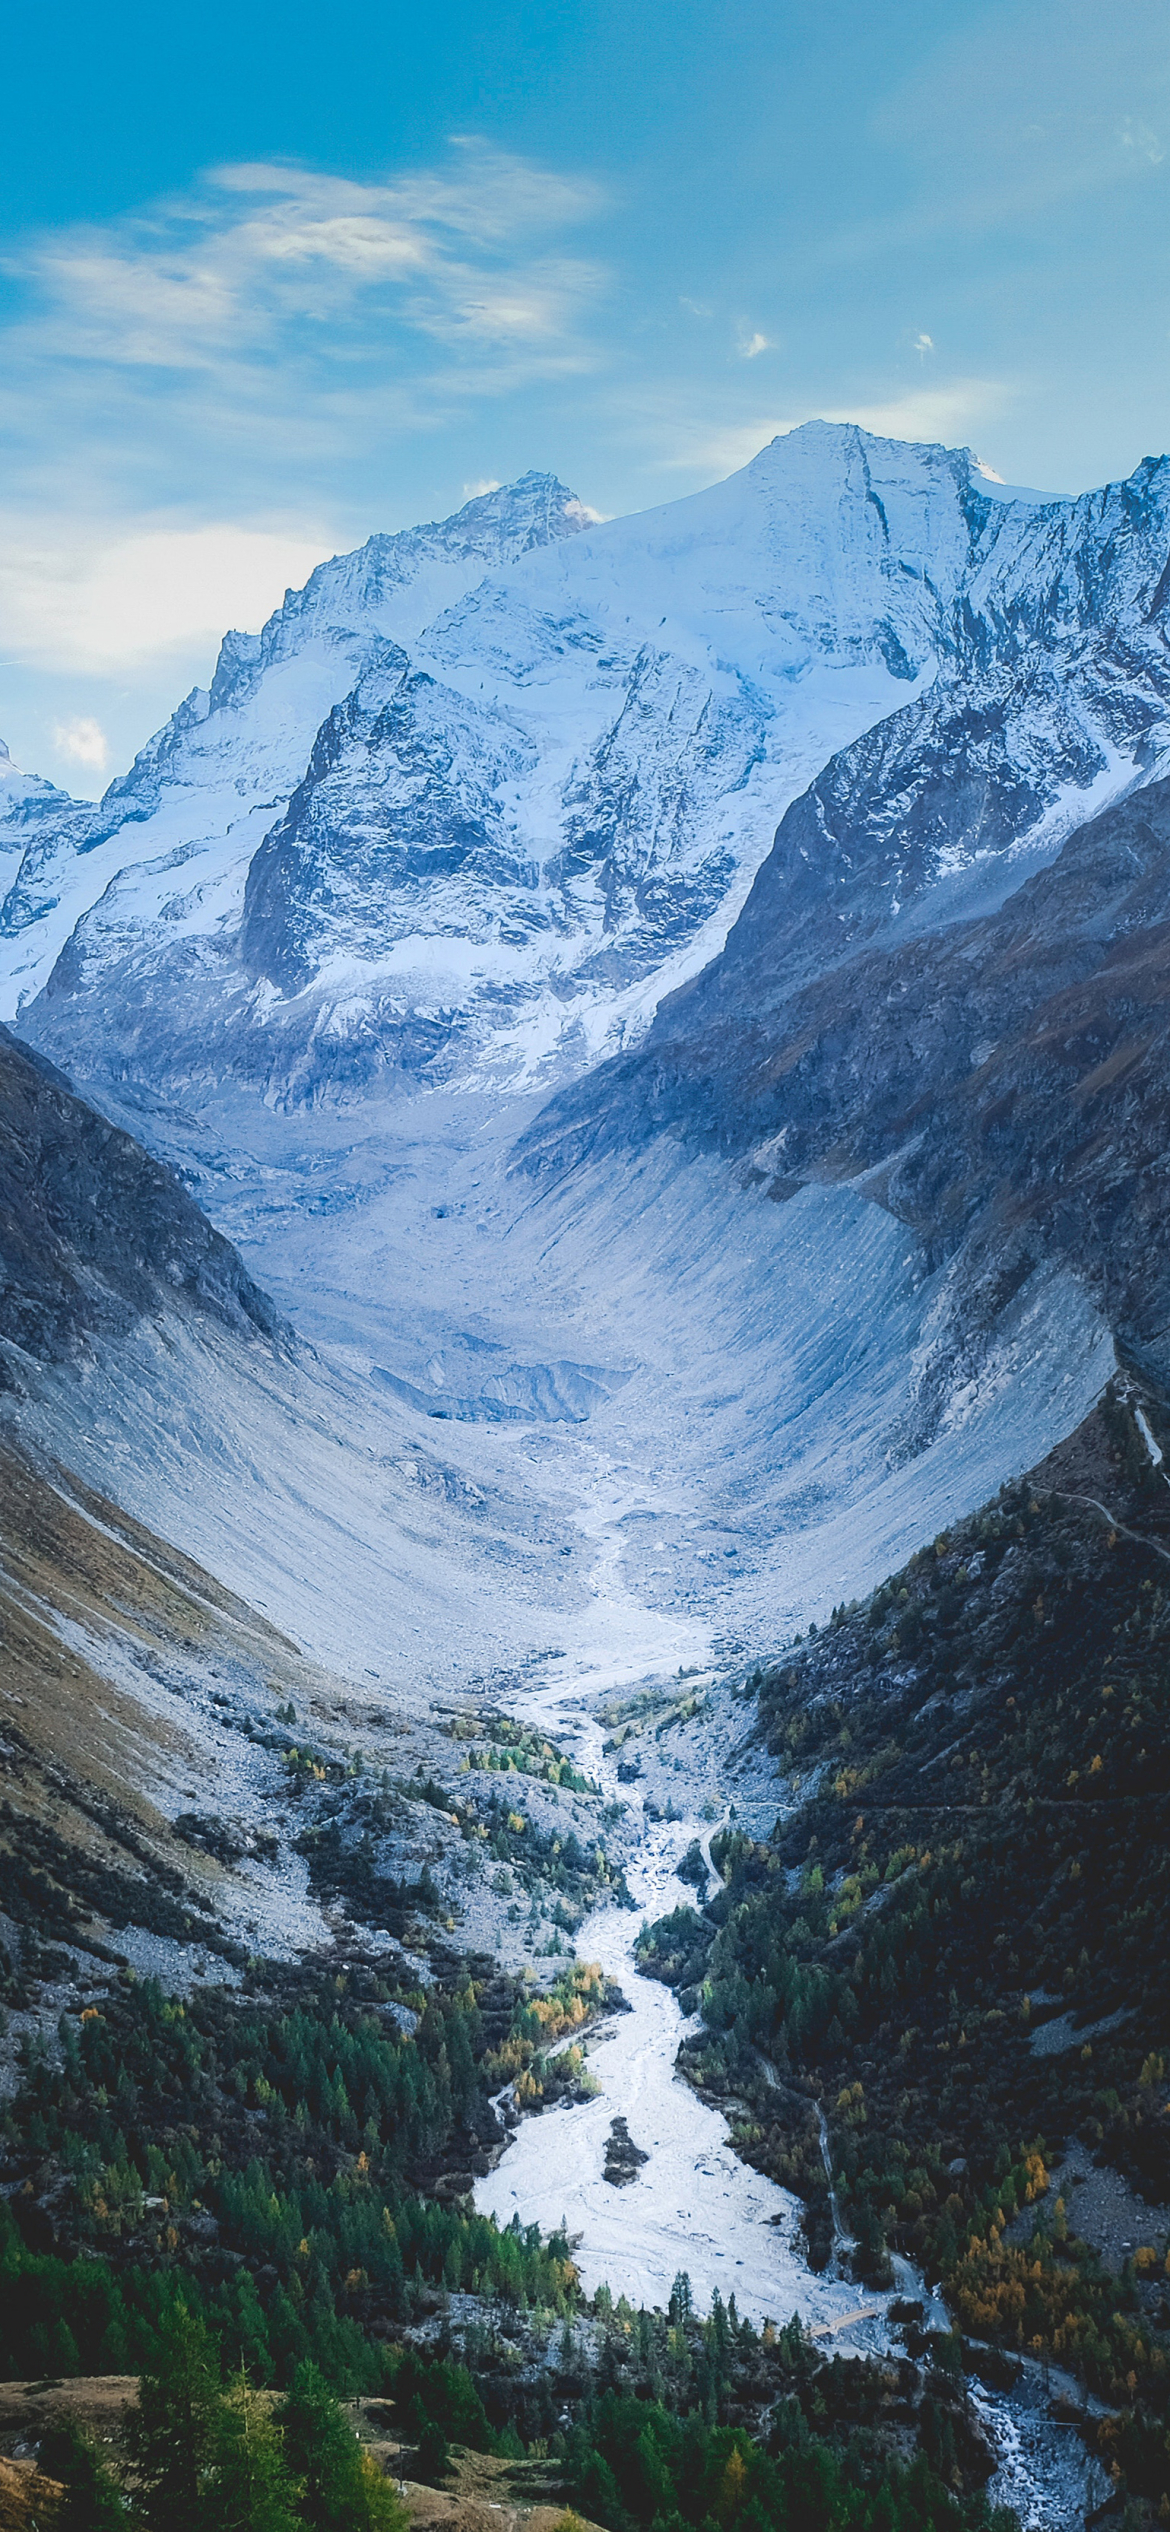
1119,117,1164,165
0,141,612,582
836,382,1009,440
737,329,772,360
7,147,609,380
0,143,612,687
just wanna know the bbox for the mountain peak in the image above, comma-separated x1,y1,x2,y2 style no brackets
744,415,971,479
0,736,78,814
355,465,594,569
442,468,591,536
201,468,595,716
742,418,1050,512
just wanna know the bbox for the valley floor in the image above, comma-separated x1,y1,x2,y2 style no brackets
1,1072,1158,2530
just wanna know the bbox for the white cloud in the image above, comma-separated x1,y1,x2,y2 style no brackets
0,516,339,672
9,147,609,379
738,331,772,360
912,332,934,353
463,477,502,497
0,146,614,701
52,716,109,773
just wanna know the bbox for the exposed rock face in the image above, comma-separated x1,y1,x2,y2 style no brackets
603,2115,649,2185
0,739,101,917
239,642,542,998
0,1027,283,1365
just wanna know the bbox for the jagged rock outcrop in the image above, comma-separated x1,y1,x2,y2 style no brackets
603,2115,650,2185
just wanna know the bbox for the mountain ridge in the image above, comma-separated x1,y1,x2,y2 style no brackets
0,472,591,1015
518,771,1170,1435
13,419,1147,1107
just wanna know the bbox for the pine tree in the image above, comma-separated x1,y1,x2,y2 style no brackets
38,2417,126,2532
412,2420,450,2487
276,2363,405,2532
125,2306,222,2532
211,2374,302,2532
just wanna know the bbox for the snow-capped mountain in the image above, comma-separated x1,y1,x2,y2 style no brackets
8,420,1170,1119
0,473,592,1023
6,421,1163,2013
2,422,1102,1105
0,739,103,919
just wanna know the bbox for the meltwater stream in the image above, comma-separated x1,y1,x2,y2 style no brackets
474,1666,1112,2529
479,1812,888,2335
477,1678,894,2343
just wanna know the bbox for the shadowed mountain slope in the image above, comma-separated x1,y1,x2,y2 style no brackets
0,1026,284,1368
520,771,1170,1379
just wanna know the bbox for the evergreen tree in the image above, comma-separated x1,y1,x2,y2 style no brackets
412,2420,450,2487
125,2306,222,2532
211,2375,301,2532
38,2418,126,2532
277,2364,405,2532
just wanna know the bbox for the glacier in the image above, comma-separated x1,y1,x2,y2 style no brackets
9,1084,1112,1716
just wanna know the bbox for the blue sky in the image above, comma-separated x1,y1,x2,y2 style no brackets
2,0,1169,792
